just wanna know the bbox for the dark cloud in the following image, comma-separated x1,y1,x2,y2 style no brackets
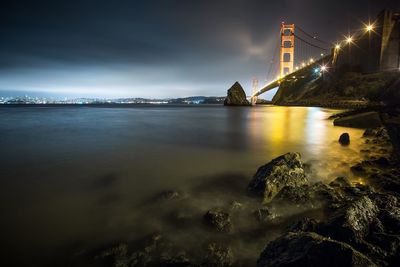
0,0,399,98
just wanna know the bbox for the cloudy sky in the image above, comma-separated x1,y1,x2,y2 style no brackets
0,0,399,98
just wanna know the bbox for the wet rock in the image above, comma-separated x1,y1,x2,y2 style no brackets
320,196,379,243
160,254,195,267
339,133,350,145
97,243,130,267
274,181,349,210
274,185,312,205
329,176,352,188
333,111,382,129
253,207,278,223
363,127,391,145
203,209,233,232
223,82,250,106
229,201,243,211
257,232,376,267
202,242,233,267
374,194,400,234
287,217,319,232
248,152,308,203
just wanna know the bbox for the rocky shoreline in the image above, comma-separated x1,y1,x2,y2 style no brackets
69,113,400,267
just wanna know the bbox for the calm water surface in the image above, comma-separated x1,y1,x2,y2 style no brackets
0,105,365,266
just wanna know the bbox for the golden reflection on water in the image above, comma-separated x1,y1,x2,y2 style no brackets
248,106,365,182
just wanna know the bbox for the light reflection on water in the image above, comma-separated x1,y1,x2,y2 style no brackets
0,105,365,266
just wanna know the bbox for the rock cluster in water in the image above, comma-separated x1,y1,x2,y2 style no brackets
223,82,251,106
69,124,400,267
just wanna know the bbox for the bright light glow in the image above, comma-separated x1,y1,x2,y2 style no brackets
335,44,341,50
295,66,299,70
321,65,327,72
320,53,324,57
309,58,314,63
365,23,374,32
346,36,353,44
314,68,320,73
302,62,306,67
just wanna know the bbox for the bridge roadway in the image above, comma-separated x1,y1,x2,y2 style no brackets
253,54,332,98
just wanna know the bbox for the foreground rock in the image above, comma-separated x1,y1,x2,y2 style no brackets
334,111,382,128
223,82,250,106
339,133,350,145
203,209,233,232
247,152,308,203
257,232,376,267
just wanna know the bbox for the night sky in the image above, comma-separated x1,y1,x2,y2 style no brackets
1,0,399,98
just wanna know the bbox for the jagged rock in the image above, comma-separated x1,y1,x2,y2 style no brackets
247,152,307,203
203,209,232,232
334,111,382,129
287,217,319,232
274,180,349,210
339,133,350,145
253,208,278,223
97,243,130,267
257,232,376,267
329,176,352,188
374,194,400,234
160,254,195,267
223,82,250,106
320,196,379,243
202,242,233,267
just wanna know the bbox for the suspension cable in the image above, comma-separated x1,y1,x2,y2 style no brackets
296,25,331,45
294,34,330,51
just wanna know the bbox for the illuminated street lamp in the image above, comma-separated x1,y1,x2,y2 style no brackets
335,44,341,50
346,36,353,44
365,23,374,32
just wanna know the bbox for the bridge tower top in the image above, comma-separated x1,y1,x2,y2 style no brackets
280,23,295,77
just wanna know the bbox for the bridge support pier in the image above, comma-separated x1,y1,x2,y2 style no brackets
251,96,258,106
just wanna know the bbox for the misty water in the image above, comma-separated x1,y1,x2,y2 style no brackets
0,105,366,266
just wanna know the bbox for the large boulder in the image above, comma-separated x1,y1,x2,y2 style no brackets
333,112,382,128
257,232,376,267
248,153,308,203
224,82,250,106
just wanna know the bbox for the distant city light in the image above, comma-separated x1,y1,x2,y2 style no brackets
321,65,327,72
346,36,353,44
314,68,320,73
335,44,341,50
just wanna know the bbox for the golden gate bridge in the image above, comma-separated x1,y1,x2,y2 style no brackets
250,19,380,105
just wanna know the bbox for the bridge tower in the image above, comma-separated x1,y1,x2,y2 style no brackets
251,78,259,105
280,23,295,77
